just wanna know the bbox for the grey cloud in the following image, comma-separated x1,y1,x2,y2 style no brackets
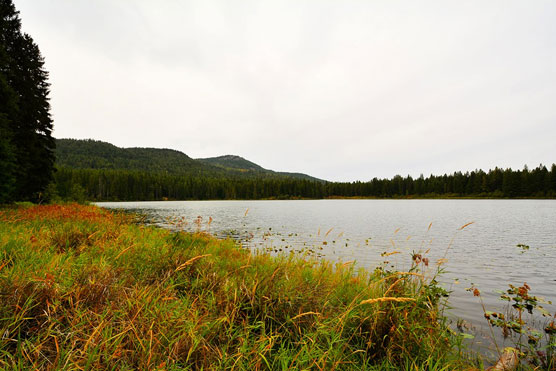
15,0,556,181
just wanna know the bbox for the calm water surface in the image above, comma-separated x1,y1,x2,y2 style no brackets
97,199,556,353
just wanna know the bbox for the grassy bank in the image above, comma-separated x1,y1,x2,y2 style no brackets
0,204,469,370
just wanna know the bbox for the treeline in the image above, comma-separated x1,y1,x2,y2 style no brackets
53,168,325,201
53,164,556,201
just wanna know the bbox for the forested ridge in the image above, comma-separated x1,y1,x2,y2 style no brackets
53,139,556,201
55,138,319,181
197,154,265,171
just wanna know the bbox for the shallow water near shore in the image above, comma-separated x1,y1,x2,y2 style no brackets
98,199,556,355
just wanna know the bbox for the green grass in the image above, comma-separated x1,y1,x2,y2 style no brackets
0,204,471,370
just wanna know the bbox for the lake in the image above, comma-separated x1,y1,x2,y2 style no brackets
97,199,556,353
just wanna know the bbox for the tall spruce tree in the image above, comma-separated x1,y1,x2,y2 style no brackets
0,0,55,202
0,72,17,203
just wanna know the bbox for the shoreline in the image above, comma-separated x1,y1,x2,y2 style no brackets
91,196,556,203
2,203,554,369
0,203,470,369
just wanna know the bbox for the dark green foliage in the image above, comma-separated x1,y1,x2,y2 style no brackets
197,154,319,181
54,139,555,202
0,0,55,203
0,123,15,203
0,74,16,203
54,139,556,201
55,138,321,181
330,165,556,199
56,138,204,174
53,167,327,201
56,139,555,201
53,163,556,201
197,154,266,171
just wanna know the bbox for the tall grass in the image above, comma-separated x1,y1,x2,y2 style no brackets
0,204,468,369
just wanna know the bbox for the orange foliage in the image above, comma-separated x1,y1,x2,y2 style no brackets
0,204,113,223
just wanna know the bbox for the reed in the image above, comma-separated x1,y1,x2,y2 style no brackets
0,204,469,369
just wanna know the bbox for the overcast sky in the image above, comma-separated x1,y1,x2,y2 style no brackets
14,0,556,181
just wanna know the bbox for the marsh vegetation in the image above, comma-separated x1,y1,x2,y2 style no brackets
1,204,469,369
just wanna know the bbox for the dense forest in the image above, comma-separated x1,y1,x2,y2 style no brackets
53,163,556,201
0,0,55,203
53,140,556,201
56,138,319,181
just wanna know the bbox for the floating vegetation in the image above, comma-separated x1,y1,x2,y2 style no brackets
517,243,531,253
468,281,556,369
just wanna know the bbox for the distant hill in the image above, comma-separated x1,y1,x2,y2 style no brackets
55,138,322,181
52,139,555,202
55,139,206,174
197,155,320,181
197,155,265,172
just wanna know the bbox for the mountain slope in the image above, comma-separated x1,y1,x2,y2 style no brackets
197,155,320,181
55,139,211,174
197,155,266,172
55,138,322,181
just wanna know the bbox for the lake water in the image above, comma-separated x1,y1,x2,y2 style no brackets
97,199,556,354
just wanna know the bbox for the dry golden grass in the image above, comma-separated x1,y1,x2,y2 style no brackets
0,204,470,370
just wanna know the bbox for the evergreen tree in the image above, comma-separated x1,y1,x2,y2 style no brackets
550,164,556,195
0,0,55,202
0,118,15,203
0,13,17,203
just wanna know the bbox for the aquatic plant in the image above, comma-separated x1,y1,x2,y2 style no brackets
469,282,555,370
